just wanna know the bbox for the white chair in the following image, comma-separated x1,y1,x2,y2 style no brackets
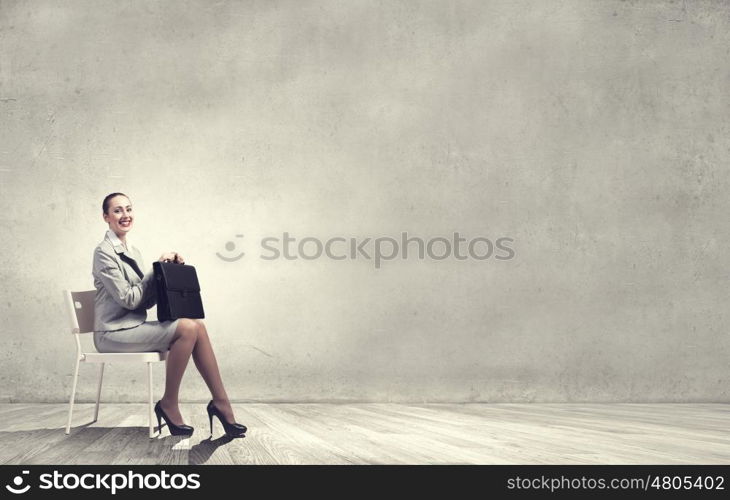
63,289,168,438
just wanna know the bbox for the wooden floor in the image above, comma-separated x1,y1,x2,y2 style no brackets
0,403,728,464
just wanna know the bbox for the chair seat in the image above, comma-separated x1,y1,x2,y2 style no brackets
82,351,168,363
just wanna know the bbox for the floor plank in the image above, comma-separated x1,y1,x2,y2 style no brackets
0,403,727,464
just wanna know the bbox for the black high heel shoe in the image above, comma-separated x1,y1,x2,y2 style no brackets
207,400,247,437
154,400,194,436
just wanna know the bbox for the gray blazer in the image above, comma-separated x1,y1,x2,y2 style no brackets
92,230,157,332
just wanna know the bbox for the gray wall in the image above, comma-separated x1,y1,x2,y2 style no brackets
1,0,728,403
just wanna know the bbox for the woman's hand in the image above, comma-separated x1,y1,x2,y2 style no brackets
159,252,185,264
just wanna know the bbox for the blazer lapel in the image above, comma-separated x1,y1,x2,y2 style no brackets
106,232,145,280
120,253,145,280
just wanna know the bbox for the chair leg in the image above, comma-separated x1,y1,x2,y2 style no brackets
65,357,81,435
93,363,104,422
147,362,155,438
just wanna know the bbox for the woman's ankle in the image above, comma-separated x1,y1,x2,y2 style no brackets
160,397,179,407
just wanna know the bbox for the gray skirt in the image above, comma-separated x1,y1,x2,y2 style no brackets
93,319,180,353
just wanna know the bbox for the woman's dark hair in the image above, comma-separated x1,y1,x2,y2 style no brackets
102,192,129,215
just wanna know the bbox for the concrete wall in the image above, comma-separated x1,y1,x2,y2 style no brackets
1,0,728,403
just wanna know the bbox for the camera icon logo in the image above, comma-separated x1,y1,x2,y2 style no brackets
5,470,31,494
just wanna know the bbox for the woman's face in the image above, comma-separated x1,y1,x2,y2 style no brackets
104,196,134,235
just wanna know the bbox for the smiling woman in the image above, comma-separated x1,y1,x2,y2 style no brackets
90,192,246,438
104,195,136,251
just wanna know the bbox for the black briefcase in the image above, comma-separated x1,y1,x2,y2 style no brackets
153,261,205,321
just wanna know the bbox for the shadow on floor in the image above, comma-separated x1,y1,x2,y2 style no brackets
189,435,237,464
0,422,242,465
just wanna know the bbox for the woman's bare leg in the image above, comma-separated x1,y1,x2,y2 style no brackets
159,319,198,426
191,319,237,423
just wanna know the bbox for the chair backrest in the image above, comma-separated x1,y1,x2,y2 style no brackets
63,289,96,334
